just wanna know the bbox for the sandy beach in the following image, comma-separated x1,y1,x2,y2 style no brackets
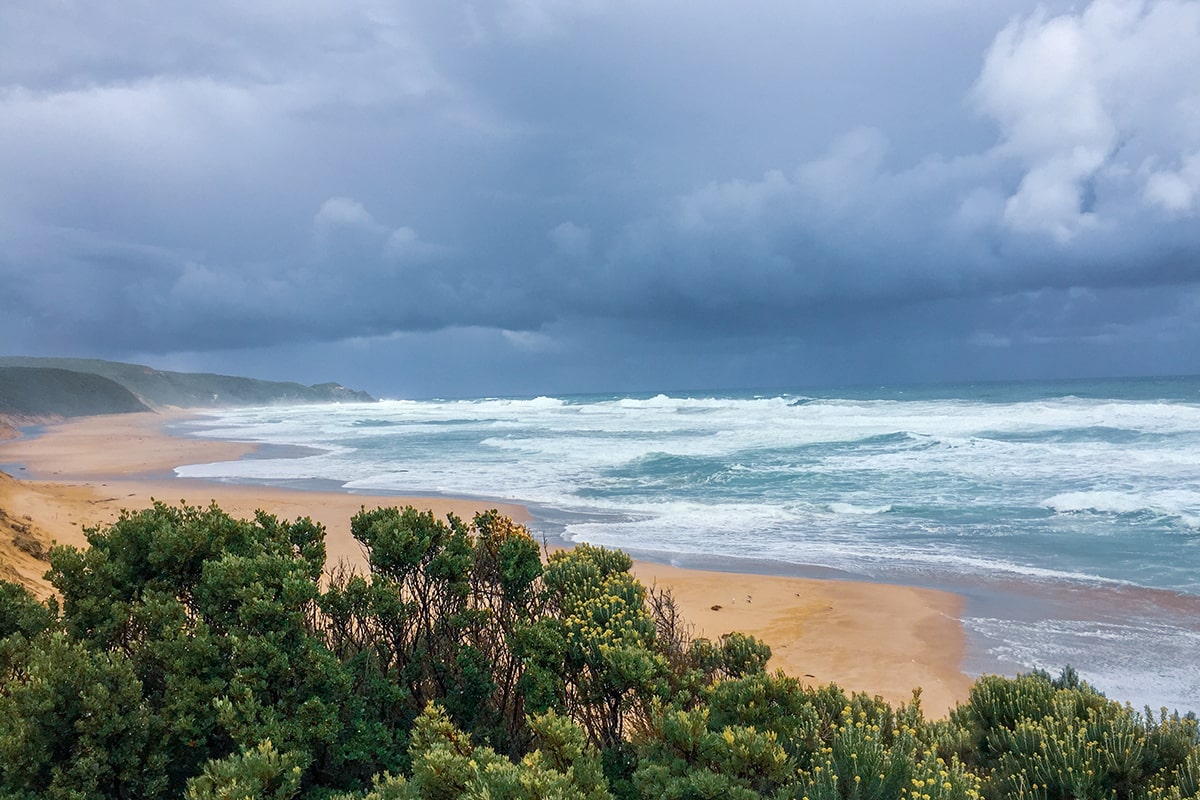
0,410,970,716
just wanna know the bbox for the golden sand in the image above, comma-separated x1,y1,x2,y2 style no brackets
0,411,970,716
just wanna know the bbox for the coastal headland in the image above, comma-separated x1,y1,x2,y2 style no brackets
0,410,970,716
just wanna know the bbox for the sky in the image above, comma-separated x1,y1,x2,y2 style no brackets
2,0,1199,398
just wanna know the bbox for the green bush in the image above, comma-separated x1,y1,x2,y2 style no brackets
2,502,1199,799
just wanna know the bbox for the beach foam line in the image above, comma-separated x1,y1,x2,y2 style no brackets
0,408,974,716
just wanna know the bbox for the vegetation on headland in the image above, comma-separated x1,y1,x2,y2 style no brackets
1,503,1197,799
0,367,150,419
0,357,374,412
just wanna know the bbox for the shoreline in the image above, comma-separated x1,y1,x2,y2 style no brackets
0,409,972,716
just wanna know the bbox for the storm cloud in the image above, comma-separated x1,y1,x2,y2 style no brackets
2,0,1198,395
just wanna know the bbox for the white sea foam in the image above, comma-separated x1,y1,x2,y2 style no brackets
173,385,1200,711
1043,490,1200,528
175,390,1200,587
828,502,893,515
964,615,1200,713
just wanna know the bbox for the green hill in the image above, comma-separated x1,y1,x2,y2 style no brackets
0,357,374,410
0,367,150,418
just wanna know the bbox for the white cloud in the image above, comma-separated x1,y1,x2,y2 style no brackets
501,328,561,352
5,0,1200,384
314,197,382,233
480,0,607,40
795,127,891,212
1144,152,1200,214
385,227,440,262
548,222,591,259
314,197,440,266
0,79,264,193
973,0,1200,239
1003,152,1105,241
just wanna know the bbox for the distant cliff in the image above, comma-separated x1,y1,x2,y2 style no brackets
0,357,374,415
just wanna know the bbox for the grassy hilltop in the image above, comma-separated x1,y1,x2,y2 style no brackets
0,356,374,417
0,366,150,420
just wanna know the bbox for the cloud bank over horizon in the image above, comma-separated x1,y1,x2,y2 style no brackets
2,0,1199,396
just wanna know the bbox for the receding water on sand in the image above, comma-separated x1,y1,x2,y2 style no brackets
956,578,1200,712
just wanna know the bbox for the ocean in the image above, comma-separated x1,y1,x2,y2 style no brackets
172,376,1200,714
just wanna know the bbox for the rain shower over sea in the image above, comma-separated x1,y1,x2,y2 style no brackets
174,376,1200,713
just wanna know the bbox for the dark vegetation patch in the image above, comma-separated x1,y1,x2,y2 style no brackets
0,502,1197,799
0,366,149,417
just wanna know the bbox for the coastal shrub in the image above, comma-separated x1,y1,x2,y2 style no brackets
7,502,675,795
5,501,1200,799
704,672,823,761
534,545,670,750
785,692,981,800
0,631,169,799
641,582,775,718
954,669,1200,800
327,703,611,800
628,678,983,800
325,505,547,757
184,740,304,800
631,706,793,799
1140,747,1200,800
0,579,56,642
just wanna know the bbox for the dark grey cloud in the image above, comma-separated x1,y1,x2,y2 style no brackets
2,0,1199,395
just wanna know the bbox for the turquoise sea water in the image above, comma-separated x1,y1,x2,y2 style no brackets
174,376,1200,713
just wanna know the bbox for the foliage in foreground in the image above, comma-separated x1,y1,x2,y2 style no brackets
0,501,1197,799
